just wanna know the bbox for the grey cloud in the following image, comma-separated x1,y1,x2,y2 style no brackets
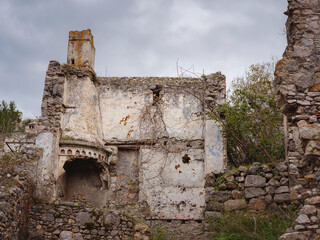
0,0,287,118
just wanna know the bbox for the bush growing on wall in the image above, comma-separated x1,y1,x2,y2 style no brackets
214,63,284,166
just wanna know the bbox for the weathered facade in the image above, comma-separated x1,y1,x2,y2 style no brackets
275,0,320,238
34,29,227,220
3,2,320,239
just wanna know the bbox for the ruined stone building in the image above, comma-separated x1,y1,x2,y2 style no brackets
6,1,320,238
34,29,226,220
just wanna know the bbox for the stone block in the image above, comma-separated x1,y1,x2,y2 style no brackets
274,193,291,202
206,201,223,212
244,187,265,199
231,190,243,199
276,162,288,172
244,175,266,188
299,205,317,215
295,214,310,224
209,191,232,202
239,166,247,173
305,196,320,205
75,212,91,225
297,120,320,140
224,199,247,211
275,186,290,194
305,141,320,156
278,232,311,240
267,178,280,187
59,231,73,240
266,186,275,195
41,213,54,222
248,166,259,174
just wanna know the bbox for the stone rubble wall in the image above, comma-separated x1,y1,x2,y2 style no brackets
203,72,226,111
274,0,320,239
39,61,66,134
28,201,135,240
203,72,227,174
205,161,320,239
205,161,292,216
0,174,33,240
279,196,320,240
28,200,208,240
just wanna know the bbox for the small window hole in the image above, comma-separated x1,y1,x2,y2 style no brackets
182,154,190,164
151,85,162,104
71,58,75,64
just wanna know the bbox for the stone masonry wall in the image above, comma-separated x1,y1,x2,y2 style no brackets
205,161,320,239
28,201,135,240
40,61,66,133
28,200,208,240
274,0,320,239
0,173,33,240
205,161,292,217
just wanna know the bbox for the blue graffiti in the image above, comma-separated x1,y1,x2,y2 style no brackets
209,146,221,159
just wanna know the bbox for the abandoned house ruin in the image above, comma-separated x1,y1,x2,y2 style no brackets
4,2,320,239
33,29,227,220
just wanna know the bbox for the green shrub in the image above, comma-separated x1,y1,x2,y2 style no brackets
212,62,284,166
0,100,21,135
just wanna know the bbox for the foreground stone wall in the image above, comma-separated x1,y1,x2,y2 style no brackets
28,200,209,240
274,0,320,238
205,161,292,216
0,173,32,240
28,201,135,240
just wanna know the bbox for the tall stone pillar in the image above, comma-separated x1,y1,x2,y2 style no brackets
275,0,320,189
276,1,320,238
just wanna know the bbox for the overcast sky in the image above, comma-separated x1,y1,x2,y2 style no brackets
0,0,287,119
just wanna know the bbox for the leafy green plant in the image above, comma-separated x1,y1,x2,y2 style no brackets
212,62,284,166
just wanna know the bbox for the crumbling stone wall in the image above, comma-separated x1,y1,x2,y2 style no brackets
0,174,33,240
28,200,209,240
205,161,292,217
28,201,135,240
274,0,320,238
40,61,66,134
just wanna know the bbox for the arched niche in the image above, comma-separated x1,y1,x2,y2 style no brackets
57,158,109,207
